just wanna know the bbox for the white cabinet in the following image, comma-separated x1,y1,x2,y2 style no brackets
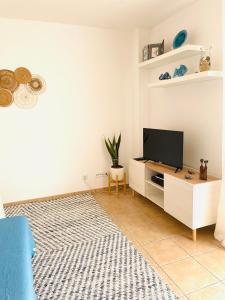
129,159,221,239
129,159,145,196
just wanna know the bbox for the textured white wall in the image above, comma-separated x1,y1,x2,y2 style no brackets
0,19,135,202
137,0,223,177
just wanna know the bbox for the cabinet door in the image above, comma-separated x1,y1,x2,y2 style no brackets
193,181,221,228
164,174,194,228
129,159,145,196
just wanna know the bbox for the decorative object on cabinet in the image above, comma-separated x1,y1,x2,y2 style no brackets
188,169,195,175
143,45,149,61
104,133,124,181
0,88,13,107
159,72,171,80
149,40,164,58
26,75,46,95
173,64,188,77
14,85,38,109
200,159,208,180
185,174,192,180
14,67,32,84
0,70,18,92
173,29,187,49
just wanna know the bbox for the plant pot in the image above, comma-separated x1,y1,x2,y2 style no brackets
110,166,124,181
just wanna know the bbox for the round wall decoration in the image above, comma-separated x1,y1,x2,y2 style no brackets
0,88,13,107
14,85,38,109
26,75,46,95
14,67,32,84
0,70,18,92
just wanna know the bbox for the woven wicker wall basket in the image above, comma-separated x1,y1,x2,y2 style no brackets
27,75,46,95
15,67,32,84
0,70,18,92
14,85,37,109
0,88,13,107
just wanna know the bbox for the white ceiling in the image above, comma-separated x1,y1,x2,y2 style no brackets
0,0,196,30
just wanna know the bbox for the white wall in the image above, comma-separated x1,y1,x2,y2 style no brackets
0,18,135,203
137,0,223,177
0,0,223,202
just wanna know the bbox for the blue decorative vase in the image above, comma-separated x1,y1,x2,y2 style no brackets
173,65,188,77
173,30,187,49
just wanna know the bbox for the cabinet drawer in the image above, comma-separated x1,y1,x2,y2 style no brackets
164,174,194,228
129,159,145,196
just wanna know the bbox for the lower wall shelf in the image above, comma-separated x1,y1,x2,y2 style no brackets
148,71,223,88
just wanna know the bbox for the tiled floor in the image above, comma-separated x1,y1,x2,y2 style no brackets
95,189,225,300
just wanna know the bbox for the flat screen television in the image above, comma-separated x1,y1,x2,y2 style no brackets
143,128,183,170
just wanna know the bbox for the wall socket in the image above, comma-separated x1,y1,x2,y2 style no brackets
82,174,88,181
96,172,108,178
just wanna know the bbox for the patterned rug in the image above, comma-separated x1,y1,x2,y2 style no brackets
5,193,178,300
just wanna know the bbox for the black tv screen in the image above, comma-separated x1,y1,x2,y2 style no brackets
143,128,183,169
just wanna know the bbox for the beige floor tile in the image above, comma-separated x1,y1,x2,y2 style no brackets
143,239,189,266
187,283,225,300
124,222,169,243
162,257,217,294
111,210,154,227
195,248,225,280
150,262,187,298
152,213,186,228
172,229,221,256
155,222,189,237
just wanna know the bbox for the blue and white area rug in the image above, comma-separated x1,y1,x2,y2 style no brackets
6,194,178,300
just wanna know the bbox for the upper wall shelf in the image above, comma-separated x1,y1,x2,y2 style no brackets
148,71,223,88
139,44,205,70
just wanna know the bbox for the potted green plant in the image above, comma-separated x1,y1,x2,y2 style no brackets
105,133,124,181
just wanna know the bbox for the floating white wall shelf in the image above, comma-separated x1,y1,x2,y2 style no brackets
139,44,205,70
148,71,223,88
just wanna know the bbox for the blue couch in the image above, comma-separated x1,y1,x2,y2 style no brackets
0,216,37,300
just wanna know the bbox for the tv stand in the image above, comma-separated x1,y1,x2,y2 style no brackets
129,159,221,241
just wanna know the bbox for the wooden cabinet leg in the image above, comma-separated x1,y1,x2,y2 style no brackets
124,173,126,192
132,189,135,197
108,174,111,193
192,229,197,241
116,175,118,195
